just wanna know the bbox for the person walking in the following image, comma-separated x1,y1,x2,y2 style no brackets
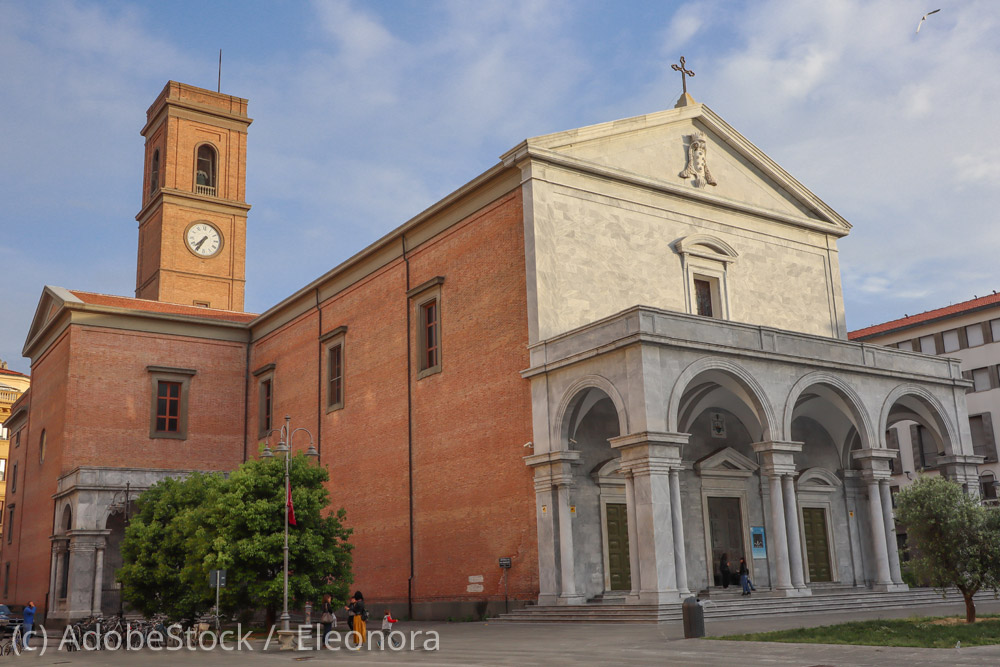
380,609,398,647
319,593,335,646
21,601,36,648
739,558,752,596
719,554,731,589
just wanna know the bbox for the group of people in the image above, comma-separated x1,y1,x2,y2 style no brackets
718,554,755,596
319,591,398,647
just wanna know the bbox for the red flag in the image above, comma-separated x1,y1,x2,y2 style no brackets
287,481,297,526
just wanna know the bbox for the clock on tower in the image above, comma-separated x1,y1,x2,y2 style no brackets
134,81,251,311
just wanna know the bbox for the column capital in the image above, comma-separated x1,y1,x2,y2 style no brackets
526,449,581,489
752,440,802,476
937,454,985,493
611,432,687,472
852,447,898,481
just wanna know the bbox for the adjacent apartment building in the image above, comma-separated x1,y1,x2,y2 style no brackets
850,294,1000,500
0,362,30,543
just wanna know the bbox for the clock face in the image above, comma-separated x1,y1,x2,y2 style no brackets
185,222,223,258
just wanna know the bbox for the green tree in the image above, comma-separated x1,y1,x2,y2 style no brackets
118,472,225,621
214,453,353,627
118,455,352,625
895,476,1000,623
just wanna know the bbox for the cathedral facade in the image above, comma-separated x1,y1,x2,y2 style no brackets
1,81,981,623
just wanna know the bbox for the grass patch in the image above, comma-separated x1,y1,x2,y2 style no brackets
715,614,1000,648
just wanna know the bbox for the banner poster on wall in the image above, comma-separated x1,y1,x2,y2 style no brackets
751,526,766,559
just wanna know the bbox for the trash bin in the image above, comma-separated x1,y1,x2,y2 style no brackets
682,596,705,638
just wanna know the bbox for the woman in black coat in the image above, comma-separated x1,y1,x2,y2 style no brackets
719,553,731,588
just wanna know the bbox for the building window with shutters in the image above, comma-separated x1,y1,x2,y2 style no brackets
147,366,195,440
981,473,998,502
910,424,939,470
969,413,997,463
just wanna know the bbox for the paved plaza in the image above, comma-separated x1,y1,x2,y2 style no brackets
12,598,1000,665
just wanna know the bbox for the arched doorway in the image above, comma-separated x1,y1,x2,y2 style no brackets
673,364,772,591
561,385,624,600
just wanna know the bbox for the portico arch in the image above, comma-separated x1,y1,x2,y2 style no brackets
554,375,629,450
879,384,959,456
783,372,876,450
668,357,777,441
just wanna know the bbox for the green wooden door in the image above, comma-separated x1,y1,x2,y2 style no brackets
802,507,832,582
606,503,631,591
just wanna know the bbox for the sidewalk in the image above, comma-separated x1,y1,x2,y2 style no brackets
22,597,1000,665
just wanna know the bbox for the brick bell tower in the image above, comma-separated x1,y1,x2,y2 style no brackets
135,81,251,311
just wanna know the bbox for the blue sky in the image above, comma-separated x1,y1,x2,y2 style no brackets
2,0,999,375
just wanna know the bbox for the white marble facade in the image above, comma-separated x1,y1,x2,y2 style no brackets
514,101,980,605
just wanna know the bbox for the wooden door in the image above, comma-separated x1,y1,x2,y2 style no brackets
605,503,631,591
708,497,744,586
802,507,832,582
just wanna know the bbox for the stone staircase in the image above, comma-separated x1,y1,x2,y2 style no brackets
493,587,974,624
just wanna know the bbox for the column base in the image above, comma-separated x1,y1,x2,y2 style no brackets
556,594,586,606
537,594,559,606
637,590,683,604
777,587,812,597
872,583,909,592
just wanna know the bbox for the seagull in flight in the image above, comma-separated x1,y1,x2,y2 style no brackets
916,9,940,34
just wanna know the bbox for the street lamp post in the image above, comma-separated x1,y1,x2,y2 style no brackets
261,415,319,637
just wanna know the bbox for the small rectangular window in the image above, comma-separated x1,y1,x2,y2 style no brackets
919,335,936,354
896,340,913,351
155,381,182,433
942,329,961,353
6,507,12,544
9,463,15,494
260,378,273,435
328,344,343,409
694,278,714,317
973,368,991,392
967,324,985,348
193,300,211,308
421,299,440,371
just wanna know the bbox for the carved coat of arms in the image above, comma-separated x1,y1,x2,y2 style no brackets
680,132,717,187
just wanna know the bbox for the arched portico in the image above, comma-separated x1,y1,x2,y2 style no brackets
523,305,976,607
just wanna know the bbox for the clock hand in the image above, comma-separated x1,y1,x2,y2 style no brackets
194,236,208,250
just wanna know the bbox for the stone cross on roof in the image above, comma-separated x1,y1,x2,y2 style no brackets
671,56,695,95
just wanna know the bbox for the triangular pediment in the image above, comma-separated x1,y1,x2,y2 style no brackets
22,286,82,357
695,447,759,477
509,103,850,234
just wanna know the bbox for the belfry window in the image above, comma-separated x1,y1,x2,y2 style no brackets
196,144,217,196
149,149,160,195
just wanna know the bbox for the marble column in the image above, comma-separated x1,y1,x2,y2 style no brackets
92,546,105,615
768,473,793,590
524,450,581,606
624,471,641,600
782,474,807,590
852,448,906,591
669,468,690,597
611,432,687,605
752,441,806,595
556,482,583,604
865,478,893,586
879,480,904,586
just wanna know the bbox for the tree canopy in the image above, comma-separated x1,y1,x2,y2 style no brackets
118,454,352,623
895,475,1000,623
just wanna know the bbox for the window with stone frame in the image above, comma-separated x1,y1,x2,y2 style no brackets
675,234,737,320
148,366,195,440
981,473,998,501
5,506,12,544
254,364,276,437
321,327,347,412
0,459,6,482
910,424,939,470
9,463,15,494
408,276,444,380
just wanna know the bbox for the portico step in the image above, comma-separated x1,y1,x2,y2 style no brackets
492,588,977,623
